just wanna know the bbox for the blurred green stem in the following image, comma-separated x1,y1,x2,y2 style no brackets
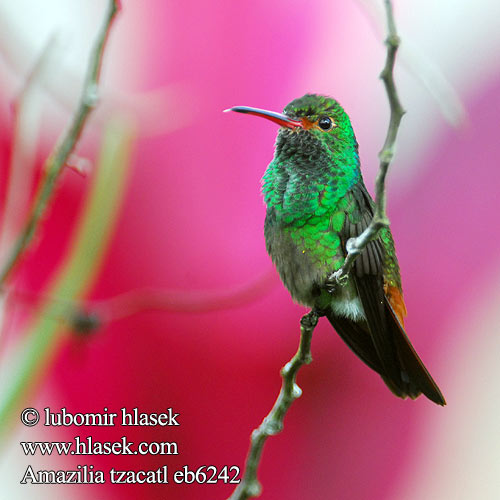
0,118,133,443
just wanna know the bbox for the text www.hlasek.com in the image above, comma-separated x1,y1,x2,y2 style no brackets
20,436,178,456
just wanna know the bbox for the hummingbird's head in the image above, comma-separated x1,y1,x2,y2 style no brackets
225,94,359,164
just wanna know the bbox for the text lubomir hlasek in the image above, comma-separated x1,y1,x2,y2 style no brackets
43,407,180,427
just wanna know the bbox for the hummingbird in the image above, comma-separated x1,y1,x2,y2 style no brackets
226,94,445,405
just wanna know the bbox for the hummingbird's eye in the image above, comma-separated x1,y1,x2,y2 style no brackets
318,116,334,131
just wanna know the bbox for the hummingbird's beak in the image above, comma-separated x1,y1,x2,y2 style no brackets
223,106,303,129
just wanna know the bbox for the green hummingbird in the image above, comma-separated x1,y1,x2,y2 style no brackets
226,94,445,405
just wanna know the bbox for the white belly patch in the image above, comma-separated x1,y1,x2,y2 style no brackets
330,296,366,321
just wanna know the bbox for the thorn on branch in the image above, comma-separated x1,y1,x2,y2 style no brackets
379,68,390,80
66,153,92,176
385,34,401,48
68,309,101,335
292,383,303,398
84,83,100,108
379,149,394,164
262,417,282,435
245,480,262,498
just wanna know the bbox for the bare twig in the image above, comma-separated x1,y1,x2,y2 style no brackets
0,269,276,335
91,270,276,321
330,0,404,285
0,0,120,286
0,36,59,262
228,310,318,500
355,0,465,127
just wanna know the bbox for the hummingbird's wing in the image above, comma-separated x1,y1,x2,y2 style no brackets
328,312,414,399
328,182,445,405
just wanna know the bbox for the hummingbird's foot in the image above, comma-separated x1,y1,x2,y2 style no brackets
324,270,349,294
300,308,322,330
323,279,337,294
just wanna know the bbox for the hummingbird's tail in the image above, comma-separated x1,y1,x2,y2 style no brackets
325,303,446,406
385,301,446,405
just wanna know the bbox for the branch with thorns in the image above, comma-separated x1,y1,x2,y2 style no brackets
330,0,404,286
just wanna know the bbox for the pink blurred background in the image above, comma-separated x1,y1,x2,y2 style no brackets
1,1,500,499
